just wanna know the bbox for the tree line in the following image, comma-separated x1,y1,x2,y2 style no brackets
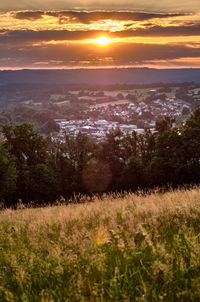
0,108,200,207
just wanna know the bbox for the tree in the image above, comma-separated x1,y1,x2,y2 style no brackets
155,116,175,134
98,128,126,190
137,129,156,166
55,132,96,194
0,143,17,206
180,107,200,183
150,129,186,186
119,156,145,190
2,123,56,204
2,123,48,167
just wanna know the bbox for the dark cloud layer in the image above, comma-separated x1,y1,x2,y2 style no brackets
0,30,111,43
125,24,200,37
12,10,185,23
1,42,200,67
11,11,44,20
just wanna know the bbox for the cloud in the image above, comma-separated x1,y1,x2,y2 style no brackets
1,21,200,47
1,41,200,68
11,10,185,23
1,0,200,13
108,43,200,62
0,29,112,44
12,11,44,20
124,24,200,37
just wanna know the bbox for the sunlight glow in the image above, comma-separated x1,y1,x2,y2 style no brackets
95,36,111,45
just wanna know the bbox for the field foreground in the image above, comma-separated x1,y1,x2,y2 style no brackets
0,189,200,301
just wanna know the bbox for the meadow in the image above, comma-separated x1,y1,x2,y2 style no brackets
0,188,200,301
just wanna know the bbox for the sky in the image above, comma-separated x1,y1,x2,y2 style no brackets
1,0,200,69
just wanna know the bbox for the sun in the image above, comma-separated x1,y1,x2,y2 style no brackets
95,36,110,46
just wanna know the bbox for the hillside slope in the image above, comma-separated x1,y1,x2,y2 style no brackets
0,188,200,301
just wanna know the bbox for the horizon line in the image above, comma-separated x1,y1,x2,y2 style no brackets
1,66,200,71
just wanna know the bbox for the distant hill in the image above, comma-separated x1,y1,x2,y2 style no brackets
0,68,200,85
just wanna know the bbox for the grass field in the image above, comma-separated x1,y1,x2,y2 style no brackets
1,188,200,301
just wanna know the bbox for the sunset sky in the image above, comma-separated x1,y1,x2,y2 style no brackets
1,0,200,69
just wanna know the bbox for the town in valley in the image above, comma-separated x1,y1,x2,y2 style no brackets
0,81,200,141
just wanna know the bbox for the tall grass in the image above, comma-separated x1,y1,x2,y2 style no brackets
0,188,200,301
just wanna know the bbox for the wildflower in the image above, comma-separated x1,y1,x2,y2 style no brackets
135,231,141,236
106,238,113,244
